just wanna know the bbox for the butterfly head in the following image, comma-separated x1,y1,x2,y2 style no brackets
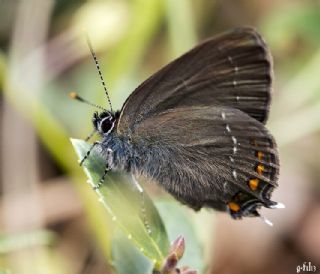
93,111,117,136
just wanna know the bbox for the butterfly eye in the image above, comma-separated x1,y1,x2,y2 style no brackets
99,117,114,134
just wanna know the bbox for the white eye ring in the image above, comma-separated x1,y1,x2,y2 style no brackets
99,117,115,135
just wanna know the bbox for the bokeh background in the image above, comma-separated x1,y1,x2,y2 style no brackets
0,0,320,273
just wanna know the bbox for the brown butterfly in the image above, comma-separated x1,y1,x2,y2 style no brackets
72,27,284,225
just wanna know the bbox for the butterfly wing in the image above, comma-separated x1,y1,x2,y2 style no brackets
132,106,279,218
117,27,272,136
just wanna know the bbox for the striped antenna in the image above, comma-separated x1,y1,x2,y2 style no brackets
69,92,106,111
85,32,113,112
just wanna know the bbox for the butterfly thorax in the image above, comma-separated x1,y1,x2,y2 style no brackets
98,131,139,174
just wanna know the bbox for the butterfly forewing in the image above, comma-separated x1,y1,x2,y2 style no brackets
117,27,272,136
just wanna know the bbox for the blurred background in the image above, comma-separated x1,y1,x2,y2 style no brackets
0,0,320,273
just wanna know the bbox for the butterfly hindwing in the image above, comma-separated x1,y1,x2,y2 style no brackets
117,27,272,136
132,106,279,217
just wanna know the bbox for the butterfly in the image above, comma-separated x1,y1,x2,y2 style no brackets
72,27,284,225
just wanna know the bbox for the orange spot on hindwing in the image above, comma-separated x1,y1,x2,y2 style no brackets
257,151,264,161
228,202,240,212
256,164,264,175
249,178,259,191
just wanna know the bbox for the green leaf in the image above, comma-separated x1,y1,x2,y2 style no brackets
70,138,169,270
112,229,153,274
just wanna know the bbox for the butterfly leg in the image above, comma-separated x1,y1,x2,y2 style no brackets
84,129,96,141
93,148,113,190
80,141,100,166
94,164,111,190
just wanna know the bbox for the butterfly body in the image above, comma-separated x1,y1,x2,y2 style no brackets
84,27,283,221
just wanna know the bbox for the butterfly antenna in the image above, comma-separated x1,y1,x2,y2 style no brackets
69,92,107,111
85,32,113,112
